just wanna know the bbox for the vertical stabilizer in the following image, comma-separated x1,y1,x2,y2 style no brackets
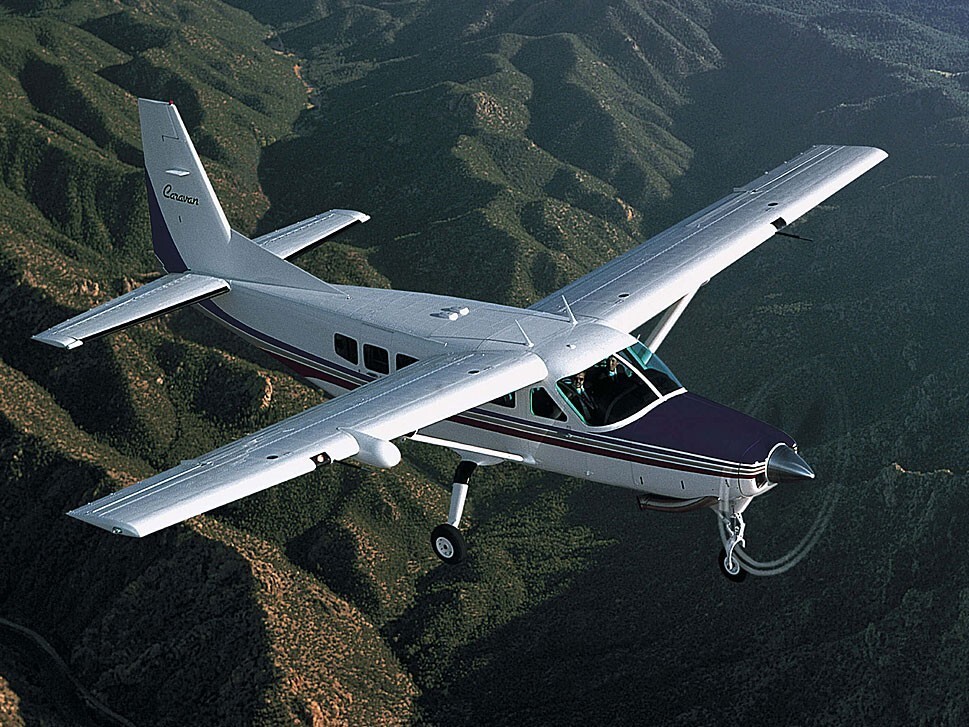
140,99,231,272
138,99,337,292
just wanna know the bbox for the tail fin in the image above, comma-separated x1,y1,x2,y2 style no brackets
140,99,231,273
139,99,333,291
33,100,340,350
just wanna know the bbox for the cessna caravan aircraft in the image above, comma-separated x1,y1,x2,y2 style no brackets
34,99,886,580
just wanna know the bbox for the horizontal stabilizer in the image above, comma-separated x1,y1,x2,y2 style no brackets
255,209,370,260
33,272,228,349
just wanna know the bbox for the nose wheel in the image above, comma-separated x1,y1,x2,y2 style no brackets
718,547,747,582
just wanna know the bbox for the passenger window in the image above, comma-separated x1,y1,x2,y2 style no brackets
531,387,565,421
364,344,389,374
396,353,418,370
490,392,515,408
334,333,358,364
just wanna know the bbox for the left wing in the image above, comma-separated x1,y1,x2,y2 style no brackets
69,349,547,537
530,145,887,331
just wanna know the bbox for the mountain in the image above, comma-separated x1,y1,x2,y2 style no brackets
2,0,969,724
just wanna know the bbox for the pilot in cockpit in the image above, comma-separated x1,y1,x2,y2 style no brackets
590,355,629,393
563,370,601,425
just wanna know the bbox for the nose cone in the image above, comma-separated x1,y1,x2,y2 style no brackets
767,444,815,484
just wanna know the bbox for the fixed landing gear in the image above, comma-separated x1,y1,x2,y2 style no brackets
430,461,476,564
717,507,748,583
431,524,466,564
718,547,747,582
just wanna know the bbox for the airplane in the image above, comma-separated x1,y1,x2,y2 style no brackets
33,99,887,581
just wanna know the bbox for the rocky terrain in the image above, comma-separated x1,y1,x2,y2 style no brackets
2,0,969,724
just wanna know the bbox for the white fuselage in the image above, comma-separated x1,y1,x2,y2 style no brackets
196,280,788,513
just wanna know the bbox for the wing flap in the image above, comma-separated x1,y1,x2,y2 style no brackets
32,272,229,349
530,145,887,331
254,209,370,260
69,349,547,537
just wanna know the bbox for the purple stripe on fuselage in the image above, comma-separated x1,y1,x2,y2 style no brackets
264,350,354,390
145,172,188,273
447,413,741,477
198,300,371,384
196,300,790,471
612,392,793,464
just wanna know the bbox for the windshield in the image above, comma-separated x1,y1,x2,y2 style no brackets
556,344,683,427
623,342,682,396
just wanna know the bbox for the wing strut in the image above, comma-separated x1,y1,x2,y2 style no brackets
643,289,699,351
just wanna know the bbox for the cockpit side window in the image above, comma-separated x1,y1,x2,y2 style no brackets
531,387,565,421
559,357,657,426
558,369,604,425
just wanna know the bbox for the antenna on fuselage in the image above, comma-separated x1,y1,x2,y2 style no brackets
561,295,578,326
515,320,534,348
773,230,815,242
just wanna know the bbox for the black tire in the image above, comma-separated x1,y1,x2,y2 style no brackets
431,523,467,564
718,547,747,583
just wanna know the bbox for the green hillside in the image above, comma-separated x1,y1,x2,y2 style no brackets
2,0,969,724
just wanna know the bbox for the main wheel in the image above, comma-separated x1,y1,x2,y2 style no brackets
718,547,747,583
431,523,467,564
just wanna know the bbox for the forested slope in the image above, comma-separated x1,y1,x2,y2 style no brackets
2,0,969,724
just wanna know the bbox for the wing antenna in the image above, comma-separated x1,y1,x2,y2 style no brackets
515,320,534,348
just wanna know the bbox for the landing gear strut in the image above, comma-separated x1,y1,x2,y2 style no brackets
430,461,476,564
717,509,747,582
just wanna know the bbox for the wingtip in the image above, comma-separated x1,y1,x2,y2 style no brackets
67,508,142,537
138,97,169,108
32,331,83,349
331,209,371,224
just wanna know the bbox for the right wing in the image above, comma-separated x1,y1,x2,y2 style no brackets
68,349,547,537
530,145,887,332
